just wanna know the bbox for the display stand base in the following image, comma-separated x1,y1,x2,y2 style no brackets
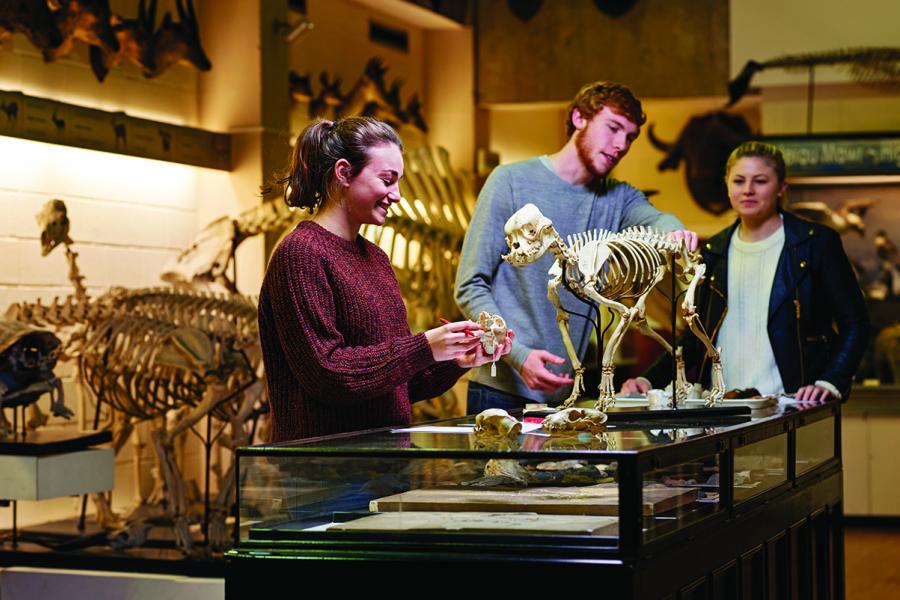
525,405,752,422
0,429,111,456
0,516,225,578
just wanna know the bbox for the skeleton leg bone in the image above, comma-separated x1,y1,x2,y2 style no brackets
674,346,691,402
584,290,635,411
151,424,193,554
679,261,724,405
210,382,261,550
547,279,584,407
150,383,228,555
684,313,725,405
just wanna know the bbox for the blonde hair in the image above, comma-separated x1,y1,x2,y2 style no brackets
725,141,788,208
725,141,786,184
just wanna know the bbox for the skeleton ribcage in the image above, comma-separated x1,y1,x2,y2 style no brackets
72,289,259,421
568,228,676,302
79,316,206,420
595,239,666,299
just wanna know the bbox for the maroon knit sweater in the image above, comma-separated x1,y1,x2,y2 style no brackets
259,221,466,442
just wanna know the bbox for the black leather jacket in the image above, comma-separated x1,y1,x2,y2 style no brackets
645,212,870,399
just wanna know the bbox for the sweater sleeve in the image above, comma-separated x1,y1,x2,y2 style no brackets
269,242,436,400
618,183,685,232
455,167,534,371
408,361,468,403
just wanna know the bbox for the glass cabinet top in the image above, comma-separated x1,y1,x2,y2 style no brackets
245,401,829,456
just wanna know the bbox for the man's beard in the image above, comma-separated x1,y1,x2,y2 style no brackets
574,128,611,180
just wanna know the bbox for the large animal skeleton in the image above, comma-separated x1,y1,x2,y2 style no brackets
502,203,725,410
298,58,428,133
5,200,263,555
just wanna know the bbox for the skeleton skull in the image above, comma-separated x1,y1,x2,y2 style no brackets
478,311,508,354
474,408,522,437
542,407,608,434
501,203,555,266
35,199,73,257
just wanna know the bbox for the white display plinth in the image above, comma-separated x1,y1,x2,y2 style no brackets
0,567,223,600
0,448,114,500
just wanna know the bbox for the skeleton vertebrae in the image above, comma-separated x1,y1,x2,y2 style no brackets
565,226,680,299
503,203,724,411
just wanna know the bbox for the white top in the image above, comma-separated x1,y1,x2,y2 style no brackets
717,224,786,395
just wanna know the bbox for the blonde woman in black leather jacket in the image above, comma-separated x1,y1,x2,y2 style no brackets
624,142,869,402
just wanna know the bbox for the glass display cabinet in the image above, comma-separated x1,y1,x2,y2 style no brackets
227,401,843,599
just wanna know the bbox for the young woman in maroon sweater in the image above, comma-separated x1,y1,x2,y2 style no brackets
259,117,512,441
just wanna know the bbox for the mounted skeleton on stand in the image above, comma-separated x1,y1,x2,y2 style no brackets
6,200,263,555
502,203,725,410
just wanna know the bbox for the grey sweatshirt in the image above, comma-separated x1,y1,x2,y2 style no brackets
455,156,684,405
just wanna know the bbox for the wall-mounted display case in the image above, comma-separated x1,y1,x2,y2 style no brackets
227,401,843,598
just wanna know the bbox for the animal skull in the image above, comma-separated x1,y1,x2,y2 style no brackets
36,199,74,257
542,407,608,434
478,311,507,354
474,408,522,437
501,203,555,266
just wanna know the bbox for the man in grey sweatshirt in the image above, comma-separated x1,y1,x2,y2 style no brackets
455,81,697,411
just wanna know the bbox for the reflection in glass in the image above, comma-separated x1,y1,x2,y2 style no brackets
733,434,788,503
642,453,721,542
796,417,835,475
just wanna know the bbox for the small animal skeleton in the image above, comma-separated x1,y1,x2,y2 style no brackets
473,408,521,438
502,203,725,410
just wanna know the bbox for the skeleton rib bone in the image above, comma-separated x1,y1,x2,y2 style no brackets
502,203,724,411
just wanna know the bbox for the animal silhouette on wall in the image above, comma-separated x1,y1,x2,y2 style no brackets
158,127,171,152
51,108,65,132
0,101,18,122
111,118,126,147
0,0,211,83
648,111,753,215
